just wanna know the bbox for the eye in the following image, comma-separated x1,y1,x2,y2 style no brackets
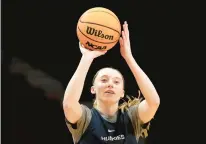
101,79,107,82
114,80,120,84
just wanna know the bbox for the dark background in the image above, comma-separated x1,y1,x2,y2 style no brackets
2,0,180,144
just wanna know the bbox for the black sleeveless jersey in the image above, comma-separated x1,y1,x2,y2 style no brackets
77,108,139,144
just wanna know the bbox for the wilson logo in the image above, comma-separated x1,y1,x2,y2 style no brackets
86,26,114,40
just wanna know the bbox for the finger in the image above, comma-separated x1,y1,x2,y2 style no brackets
81,44,85,48
119,37,124,47
124,21,129,37
122,31,126,41
123,21,129,38
100,50,107,53
102,50,107,54
79,42,85,48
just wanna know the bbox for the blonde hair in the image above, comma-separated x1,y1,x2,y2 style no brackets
93,90,150,138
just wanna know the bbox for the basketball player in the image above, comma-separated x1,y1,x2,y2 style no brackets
63,21,160,144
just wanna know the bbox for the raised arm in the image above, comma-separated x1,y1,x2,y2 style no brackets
119,21,160,124
63,43,107,124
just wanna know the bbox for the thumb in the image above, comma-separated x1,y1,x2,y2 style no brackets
119,37,124,48
102,50,107,55
99,50,107,55
95,50,107,56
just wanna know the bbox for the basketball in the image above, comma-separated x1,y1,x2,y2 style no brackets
76,7,121,51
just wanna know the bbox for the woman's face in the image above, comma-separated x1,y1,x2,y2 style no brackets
91,68,124,105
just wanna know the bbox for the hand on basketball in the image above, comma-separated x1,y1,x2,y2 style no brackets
79,42,107,59
119,21,133,59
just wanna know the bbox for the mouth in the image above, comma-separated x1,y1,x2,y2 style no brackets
105,90,115,94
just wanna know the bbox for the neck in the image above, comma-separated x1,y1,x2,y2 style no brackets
96,101,119,117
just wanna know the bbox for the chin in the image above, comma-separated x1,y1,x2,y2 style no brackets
101,97,120,105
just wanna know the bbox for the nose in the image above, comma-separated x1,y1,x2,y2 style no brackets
107,81,114,88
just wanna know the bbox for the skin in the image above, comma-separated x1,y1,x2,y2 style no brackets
63,21,160,124
91,68,125,116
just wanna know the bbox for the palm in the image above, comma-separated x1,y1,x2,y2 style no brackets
79,42,107,58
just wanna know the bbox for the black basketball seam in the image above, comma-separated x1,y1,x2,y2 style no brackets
86,10,119,22
79,20,120,35
77,26,119,44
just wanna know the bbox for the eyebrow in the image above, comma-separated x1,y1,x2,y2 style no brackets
100,75,122,80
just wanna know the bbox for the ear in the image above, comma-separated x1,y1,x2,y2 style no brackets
91,86,96,94
120,89,125,98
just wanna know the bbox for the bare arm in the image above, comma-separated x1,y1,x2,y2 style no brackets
63,55,94,124
125,56,160,123
63,43,107,124
120,21,160,124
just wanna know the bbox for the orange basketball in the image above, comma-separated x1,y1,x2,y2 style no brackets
76,7,121,51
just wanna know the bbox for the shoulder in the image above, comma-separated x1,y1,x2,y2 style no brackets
119,96,150,138
126,104,150,138
65,104,92,143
